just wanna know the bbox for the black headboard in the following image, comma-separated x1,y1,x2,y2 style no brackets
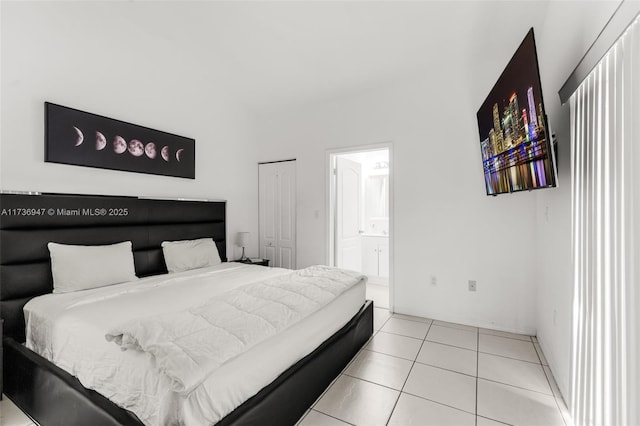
0,192,226,342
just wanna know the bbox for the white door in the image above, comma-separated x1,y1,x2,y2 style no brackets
259,161,296,269
335,157,362,271
276,163,296,268
259,163,278,263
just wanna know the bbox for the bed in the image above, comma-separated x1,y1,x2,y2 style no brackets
0,192,373,426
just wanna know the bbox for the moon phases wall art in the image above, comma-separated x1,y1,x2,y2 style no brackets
45,102,195,179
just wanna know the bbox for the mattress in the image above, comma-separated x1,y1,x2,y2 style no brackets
24,263,366,425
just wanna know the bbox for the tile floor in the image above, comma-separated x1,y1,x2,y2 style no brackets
1,308,571,426
366,283,389,310
297,307,572,426
0,396,36,426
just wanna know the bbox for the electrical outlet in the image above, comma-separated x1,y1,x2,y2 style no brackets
468,280,477,291
430,275,437,286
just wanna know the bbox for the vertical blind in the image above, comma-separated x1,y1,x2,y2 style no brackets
570,15,639,426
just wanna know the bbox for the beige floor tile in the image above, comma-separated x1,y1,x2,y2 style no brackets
315,375,399,426
432,320,478,332
0,397,34,426
426,325,478,350
478,353,552,395
403,363,476,414
365,331,423,360
388,393,475,426
345,349,413,390
477,379,564,426
476,416,511,425
311,373,343,408
381,317,431,339
298,410,351,426
416,341,477,376
479,334,539,363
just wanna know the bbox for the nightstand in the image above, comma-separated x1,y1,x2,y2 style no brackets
233,259,270,267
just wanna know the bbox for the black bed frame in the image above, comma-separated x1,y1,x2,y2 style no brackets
0,192,373,426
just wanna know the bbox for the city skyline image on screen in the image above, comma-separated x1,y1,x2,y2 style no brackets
476,28,557,195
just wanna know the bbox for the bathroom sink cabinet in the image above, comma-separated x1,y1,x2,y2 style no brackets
362,235,389,284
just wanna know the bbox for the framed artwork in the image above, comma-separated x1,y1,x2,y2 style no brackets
45,102,195,179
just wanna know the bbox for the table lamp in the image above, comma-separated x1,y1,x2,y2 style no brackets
237,232,250,261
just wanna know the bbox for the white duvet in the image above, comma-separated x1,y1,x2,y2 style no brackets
106,266,363,395
24,263,366,425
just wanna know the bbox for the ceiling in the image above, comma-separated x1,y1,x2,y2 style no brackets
104,1,555,111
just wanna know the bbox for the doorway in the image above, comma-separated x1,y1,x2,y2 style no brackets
328,146,391,310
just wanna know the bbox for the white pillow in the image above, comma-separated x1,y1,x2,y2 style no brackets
48,241,138,294
161,238,221,273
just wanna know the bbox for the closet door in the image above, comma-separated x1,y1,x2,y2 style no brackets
259,161,296,269
259,163,278,263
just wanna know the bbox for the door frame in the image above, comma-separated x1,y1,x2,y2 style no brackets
326,142,394,312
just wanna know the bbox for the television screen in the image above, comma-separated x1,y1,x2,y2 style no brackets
476,28,556,195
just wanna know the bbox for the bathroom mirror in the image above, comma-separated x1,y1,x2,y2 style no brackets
365,175,389,219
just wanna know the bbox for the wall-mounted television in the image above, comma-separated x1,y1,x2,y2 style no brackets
476,28,557,196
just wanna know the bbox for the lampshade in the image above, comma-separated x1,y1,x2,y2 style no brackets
237,232,250,247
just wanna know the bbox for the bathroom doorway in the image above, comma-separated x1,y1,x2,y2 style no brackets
328,145,392,310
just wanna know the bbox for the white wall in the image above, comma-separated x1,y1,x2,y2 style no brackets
250,1,630,401
534,0,627,401
252,72,539,334
0,1,260,259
